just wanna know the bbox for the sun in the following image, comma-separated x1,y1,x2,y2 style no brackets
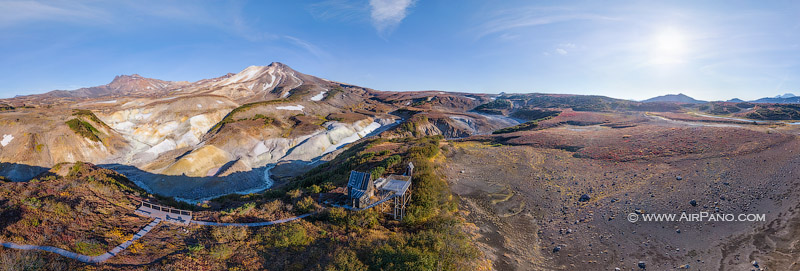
651,28,688,65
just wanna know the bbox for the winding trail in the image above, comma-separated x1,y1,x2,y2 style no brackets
0,210,316,264
1,218,161,264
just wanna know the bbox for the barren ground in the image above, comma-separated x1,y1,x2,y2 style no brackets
443,113,800,270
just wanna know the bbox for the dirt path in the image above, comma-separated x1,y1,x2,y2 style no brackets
0,218,161,264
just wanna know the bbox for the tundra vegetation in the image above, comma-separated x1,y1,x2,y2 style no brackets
0,134,483,270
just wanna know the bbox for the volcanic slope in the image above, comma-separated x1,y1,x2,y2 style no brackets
0,62,509,201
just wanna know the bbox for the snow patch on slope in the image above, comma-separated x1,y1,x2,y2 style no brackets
1,134,13,147
263,72,277,90
310,90,327,101
276,105,304,111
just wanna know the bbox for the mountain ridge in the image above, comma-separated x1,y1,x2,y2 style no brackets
642,93,706,104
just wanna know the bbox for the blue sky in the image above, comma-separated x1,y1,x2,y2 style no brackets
1,0,799,100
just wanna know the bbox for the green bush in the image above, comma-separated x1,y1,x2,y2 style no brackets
509,109,560,120
370,166,385,180
474,99,512,114
324,208,378,230
74,240,105,256
305,184,322,194
221,202,255,216
323,86,343,101
326,250,367,271
187,244,205,254
408,143,439,159
65,118,102,141
209,99,289,132
71,109,109,128
211,226,249,243
258,223,312,249
210,244,234,260
295,196,316,214
22,197,41,208
492,120,539,134
383,155,403,168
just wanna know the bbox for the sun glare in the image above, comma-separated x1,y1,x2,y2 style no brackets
651,28,688,65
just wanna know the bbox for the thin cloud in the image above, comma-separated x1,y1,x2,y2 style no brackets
284,36,329,59
0,0,109,27
369,0,416,33
556,43,576,55
476,6,617,39
308,0,368,22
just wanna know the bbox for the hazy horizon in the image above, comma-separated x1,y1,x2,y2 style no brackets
1,0,798,101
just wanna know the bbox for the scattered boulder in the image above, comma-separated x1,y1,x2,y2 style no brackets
638,261,646,269
579,194,591,202
676,176,683,180
689,200,697,207
552,246,561,253
752,260,759,268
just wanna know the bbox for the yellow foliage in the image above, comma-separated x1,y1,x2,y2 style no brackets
59,191,70,197
105,228,125,241
129,241,144,254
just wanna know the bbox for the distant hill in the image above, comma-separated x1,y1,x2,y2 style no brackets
642,93,706,104
727,98,745,103
42,74,188,98
752,93,800,104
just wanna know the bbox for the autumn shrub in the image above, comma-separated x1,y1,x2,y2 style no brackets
259,200,284,215
21,197,41,209
129,241,144,254
257,223,312,249
187,244,205,254
211,226,249,243
323,207,378,230
325,250,367,271
287,189,303,199
305,184,322,194
0,250,68,271
408,143,438,159
221,202,255,216
210,244,235,260
74,240,105,256
295,196,316,214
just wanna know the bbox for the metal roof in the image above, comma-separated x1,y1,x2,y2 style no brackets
350,189,366,199
347,171,370,191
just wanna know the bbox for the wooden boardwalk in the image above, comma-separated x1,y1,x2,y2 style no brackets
1,201,314,264
0,218,161,264
134,201,192,225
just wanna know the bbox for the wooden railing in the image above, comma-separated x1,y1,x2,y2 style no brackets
140,201,192,216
